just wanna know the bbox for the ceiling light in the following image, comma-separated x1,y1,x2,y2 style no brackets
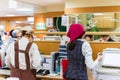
27,17,34,22
9,0,17,8
16,8,33,11
15,21,23,23
5,15,16,16
94,13,103,16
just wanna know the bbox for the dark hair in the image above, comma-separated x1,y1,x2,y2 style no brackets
101,35,109,37
21,30,27,36
4,32,7,35
85,35,93,38
0,35,1,40
68,35,82,50
84,35,93,40
9,29,14,38
68,40,77,51
21,30,33,38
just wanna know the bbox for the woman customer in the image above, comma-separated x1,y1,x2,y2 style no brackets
5,26,43,80
63,24,103,80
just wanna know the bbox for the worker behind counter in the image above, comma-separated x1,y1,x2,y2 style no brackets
5,26,43,80
1,29,19,68
95,35,115,42
84,35,93,41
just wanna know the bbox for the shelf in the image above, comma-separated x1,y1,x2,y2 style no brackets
34,32,120,35
85,32,120,35
33,40,60,42
34,32,66,35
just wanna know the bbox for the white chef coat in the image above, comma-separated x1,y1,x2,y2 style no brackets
1,36,16,68
5,37,42,70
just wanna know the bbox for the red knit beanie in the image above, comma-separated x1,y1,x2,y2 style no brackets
67,24,85,43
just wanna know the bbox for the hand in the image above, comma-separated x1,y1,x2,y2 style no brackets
97,55,103,62
97,52,103,62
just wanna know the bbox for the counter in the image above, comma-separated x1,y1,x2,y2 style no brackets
34,40,120,60
0,69,63,80
33,40,60,55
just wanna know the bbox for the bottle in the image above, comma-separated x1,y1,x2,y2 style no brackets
55,58,60,74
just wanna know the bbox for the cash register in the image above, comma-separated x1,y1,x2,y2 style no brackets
97,48,120,80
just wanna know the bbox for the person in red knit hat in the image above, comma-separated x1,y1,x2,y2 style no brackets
63,23,103,80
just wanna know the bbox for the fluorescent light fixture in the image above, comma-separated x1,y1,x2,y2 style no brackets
9,0,17,8
94,13,103,16
27,17,34,22
104,17,112,19
16,8,33,11
5,15,16,16
15,21,23,23
16,26,21,29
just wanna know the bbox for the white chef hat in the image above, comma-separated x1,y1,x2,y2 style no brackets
21,26,34,34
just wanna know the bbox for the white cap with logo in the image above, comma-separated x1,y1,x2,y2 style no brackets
20,26,33,34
